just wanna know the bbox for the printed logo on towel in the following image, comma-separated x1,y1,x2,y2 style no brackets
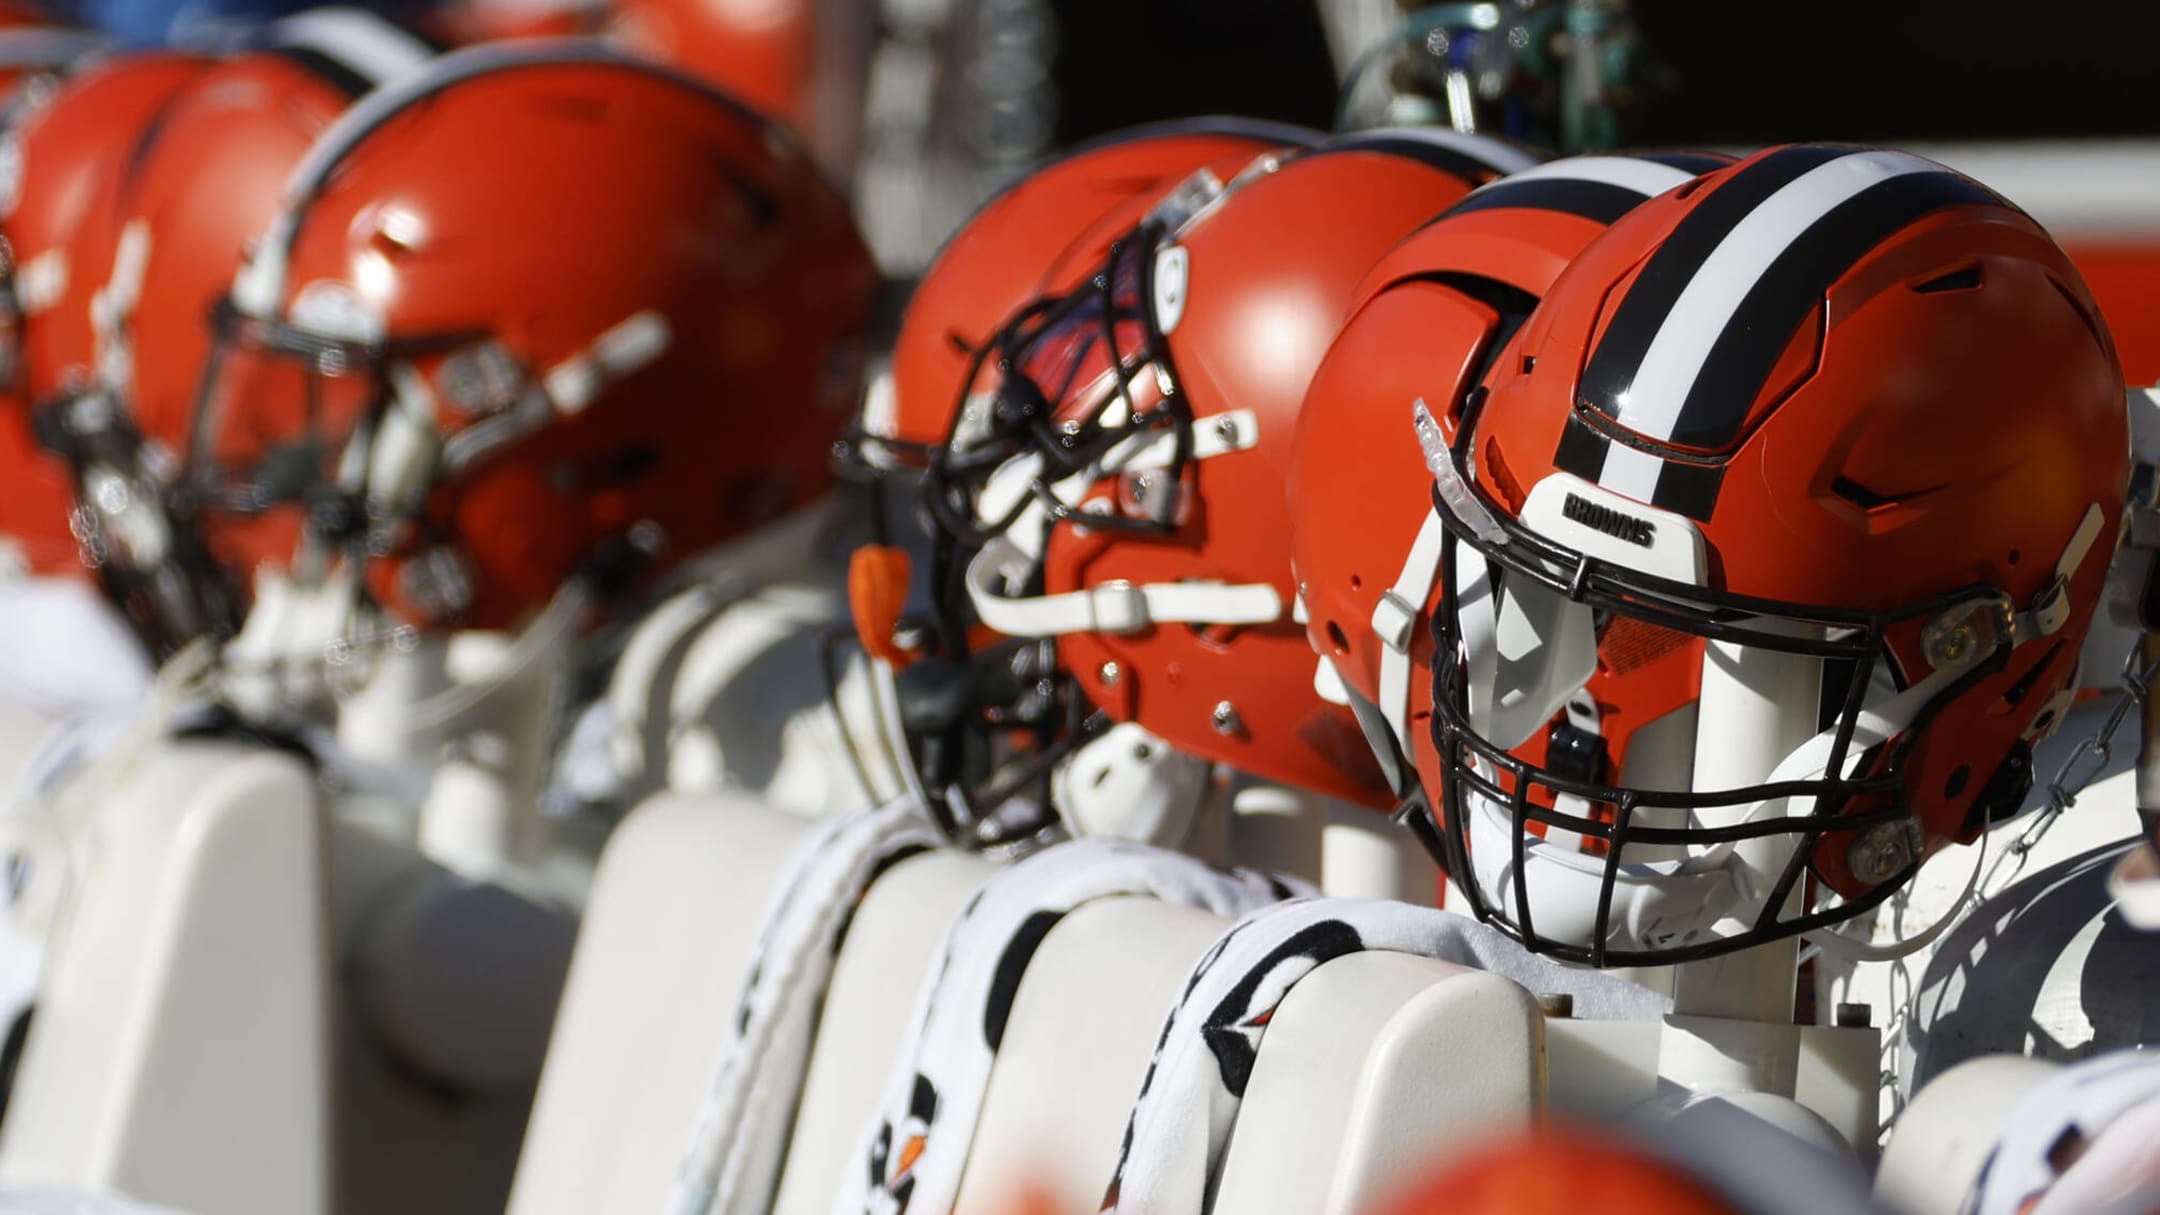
1198,919,1364,1096
867,1073,940,1215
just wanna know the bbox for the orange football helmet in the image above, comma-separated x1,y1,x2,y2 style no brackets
1288,152,1733,826
0,50,204,582
189,44,877,644
915,130,1536,831
835,117,1320,841
1416,145,2127,964
7,18,434,653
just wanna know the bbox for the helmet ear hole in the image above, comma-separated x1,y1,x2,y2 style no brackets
1943,764,1970,799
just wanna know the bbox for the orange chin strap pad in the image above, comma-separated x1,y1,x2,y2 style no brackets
850,544,918,670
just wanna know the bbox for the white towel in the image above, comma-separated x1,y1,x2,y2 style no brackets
1967,1048,2160,1215
669,796,942,1215
1102,896,1672,1213
831,838,1313,1215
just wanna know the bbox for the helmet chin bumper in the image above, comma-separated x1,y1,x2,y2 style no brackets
1460,778,1744,956
1051,720,1210,847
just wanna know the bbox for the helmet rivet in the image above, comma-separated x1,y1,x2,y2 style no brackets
1098,661,1121,687
1213,415,1240,444
1846,820,1917,885
1932,625,1974,666
1211,700,1242,735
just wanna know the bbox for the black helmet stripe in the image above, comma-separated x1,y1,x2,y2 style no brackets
250,9,436,98
1578,144,1849,425
1315,127,1540,182
1661,166,1994,450
1633,151,1732,174
1557,147,1999,521
265,45,377,99
1429,151,1697,233
1444,177,1657,225
1552,415,1728,519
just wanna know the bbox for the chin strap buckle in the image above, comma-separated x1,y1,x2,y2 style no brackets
2024,501,2107,643
2013,573,2072,645
1931,501,2107,669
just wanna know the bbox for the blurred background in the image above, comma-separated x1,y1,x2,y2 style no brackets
25,0,2158,366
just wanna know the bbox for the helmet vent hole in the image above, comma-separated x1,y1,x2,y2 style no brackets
1326,621,1350,655
1944,764,1971,799
1672,178,1708,201
1482,438,1522,504
1830,476,1895,511
1911,265,1982,295
2007,548,2021,566
1520,355,1536,374
1349,574,1363,591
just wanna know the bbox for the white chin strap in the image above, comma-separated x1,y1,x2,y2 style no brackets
963,408,1283,637
1466,662,1954,955
1369,506,1446,761
966,541,1281,637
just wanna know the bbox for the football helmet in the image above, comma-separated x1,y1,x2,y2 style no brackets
1288,151,1732,828
835,117,1321,839
918,129,1535,837
193,44,876,666
0,50,203,582
1417,144,2127,964
6,17,435,654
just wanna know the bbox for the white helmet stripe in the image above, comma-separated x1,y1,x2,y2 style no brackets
1482,153,1694,197
255,7,434,90
1557,147,1999,521
1602,151,1936,446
